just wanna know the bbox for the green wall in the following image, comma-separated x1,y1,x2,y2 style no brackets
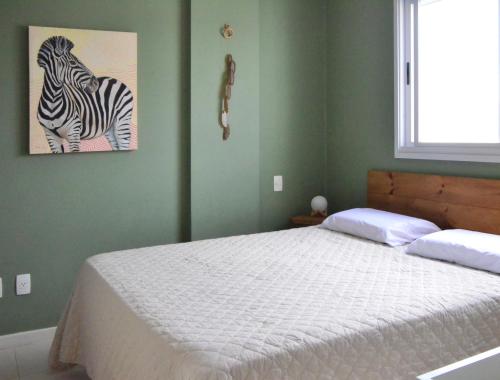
326,0,500,212
190,0,261,240
260,0,327,231
0,0,190,335
190,0,328,239
0,0,327,335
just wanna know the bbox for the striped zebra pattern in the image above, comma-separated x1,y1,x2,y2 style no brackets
37,36,134,153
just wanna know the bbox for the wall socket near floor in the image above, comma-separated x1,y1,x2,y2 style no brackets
274,175,283,192
16,274,31,296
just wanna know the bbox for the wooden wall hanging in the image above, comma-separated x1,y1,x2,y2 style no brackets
220,54,236,141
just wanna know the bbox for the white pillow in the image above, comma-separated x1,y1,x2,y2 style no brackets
321,208,440,246
407,229,500,274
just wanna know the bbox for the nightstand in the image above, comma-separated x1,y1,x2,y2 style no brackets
290,215,326,227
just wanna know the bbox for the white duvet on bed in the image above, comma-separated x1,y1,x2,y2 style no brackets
50,227,500,380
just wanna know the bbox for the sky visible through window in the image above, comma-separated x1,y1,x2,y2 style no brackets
418,0,500,143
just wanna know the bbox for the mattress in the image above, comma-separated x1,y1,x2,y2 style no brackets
50,227,500,380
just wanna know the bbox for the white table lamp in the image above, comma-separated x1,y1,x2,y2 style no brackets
311,196,328,217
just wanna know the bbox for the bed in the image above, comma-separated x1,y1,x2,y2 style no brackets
50,171,500,380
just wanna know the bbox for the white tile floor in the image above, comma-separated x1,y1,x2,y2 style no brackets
0,331,90,380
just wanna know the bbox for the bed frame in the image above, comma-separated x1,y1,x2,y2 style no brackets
367,170,500,235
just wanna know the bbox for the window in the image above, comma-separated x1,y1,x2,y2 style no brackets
395,0,500,162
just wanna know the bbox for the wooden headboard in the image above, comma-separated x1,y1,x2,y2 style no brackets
367,170,500,235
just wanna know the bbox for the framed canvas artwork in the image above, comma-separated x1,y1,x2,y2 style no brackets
29,26,138,154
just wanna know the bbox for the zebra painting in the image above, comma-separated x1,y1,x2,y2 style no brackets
30,28,136,154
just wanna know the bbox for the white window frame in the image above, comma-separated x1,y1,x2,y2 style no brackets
394,0,500,163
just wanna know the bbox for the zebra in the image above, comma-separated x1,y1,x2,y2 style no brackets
36,36,134,153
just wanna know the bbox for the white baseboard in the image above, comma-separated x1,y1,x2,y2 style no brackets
0,327,56,350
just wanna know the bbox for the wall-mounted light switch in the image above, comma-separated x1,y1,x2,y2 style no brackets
16,274,31,296
274,175,283,192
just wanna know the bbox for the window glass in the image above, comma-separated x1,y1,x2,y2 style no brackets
417,0,500,143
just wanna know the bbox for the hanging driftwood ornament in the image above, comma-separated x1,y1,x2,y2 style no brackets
220,54,236,141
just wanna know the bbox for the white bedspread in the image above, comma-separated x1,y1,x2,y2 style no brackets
50,227,500,380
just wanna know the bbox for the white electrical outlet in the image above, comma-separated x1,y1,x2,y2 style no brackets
16,274,31,296
274,175,283,192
